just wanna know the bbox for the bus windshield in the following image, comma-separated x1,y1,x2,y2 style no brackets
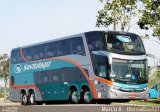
106,34,145,55
111,59,148,84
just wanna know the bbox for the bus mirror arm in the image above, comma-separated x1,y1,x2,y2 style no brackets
109,73,116,78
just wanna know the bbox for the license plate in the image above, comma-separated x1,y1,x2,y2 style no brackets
128,94,136,98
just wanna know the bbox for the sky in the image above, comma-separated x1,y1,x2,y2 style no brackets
0,0,160,66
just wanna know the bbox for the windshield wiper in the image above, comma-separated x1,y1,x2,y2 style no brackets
137,78,147,83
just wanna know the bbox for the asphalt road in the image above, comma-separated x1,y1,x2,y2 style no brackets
0,104,160,112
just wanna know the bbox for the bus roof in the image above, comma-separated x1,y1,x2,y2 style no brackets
105,31,138,36
11,30,138,51
12,33,85,50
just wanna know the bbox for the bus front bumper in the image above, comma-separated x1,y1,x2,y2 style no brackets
107,88,149,100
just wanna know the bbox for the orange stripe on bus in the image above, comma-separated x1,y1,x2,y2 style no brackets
10,84,41,94
20,48,26,61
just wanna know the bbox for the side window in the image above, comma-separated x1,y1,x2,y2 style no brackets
56,41,63,56
38,71,49,84
56,39,70,56
70,37,86,55
33,45,45,60
23,47,33,61
61,39,70,55
49,71,61,83
11,51,17,63
45,42,56,58
92,55,109,78
34,70,61,84
11,50,22,64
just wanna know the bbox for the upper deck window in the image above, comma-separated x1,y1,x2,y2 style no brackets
33,45,45,60
70,37,85,55
22,47,33,61
11,50,22,64
85,32,105,51
11,37,86,63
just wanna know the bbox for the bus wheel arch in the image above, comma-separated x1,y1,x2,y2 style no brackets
81,85,93,104
69,86,80,104
20,89,28,105
28,89,36,105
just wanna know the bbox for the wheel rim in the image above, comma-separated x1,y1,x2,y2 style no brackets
84,91,91,102
30,94,35,104
72,91,79,102
22,95,27,104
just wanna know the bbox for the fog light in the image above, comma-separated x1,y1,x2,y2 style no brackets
110,91,117,96
146,93,149,98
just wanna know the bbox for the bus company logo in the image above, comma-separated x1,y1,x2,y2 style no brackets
14,64,22,73
23,61,51,71
117,35,131,43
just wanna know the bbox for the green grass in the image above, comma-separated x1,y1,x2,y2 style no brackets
127,99,160,106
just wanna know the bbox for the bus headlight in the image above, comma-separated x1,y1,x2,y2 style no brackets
143,87,149,91
111,85,120,90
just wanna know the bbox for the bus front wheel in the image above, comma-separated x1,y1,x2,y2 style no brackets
28,91,36,105
69,90,80,104
21,93,28,105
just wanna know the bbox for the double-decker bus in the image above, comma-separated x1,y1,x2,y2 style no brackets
10,31,149,105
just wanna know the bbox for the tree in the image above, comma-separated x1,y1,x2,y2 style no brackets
138,0,160,39
0,54,10,79
96,0,139,31
0,54,9,102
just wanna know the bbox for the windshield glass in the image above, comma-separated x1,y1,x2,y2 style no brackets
106,34,145,55
111,59,148,84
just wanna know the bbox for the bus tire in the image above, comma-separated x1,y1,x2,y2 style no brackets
81,89,92,104
28,91,36,105
69,90,80,104
21,93,28,105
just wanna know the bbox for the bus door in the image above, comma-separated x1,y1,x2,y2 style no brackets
35,71,62,101
36,76,55,101
46,70,69,100
58,69,70,100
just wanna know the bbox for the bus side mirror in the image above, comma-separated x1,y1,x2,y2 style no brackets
146,53,158,76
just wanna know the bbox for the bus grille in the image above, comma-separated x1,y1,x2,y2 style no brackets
119,88,145,92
